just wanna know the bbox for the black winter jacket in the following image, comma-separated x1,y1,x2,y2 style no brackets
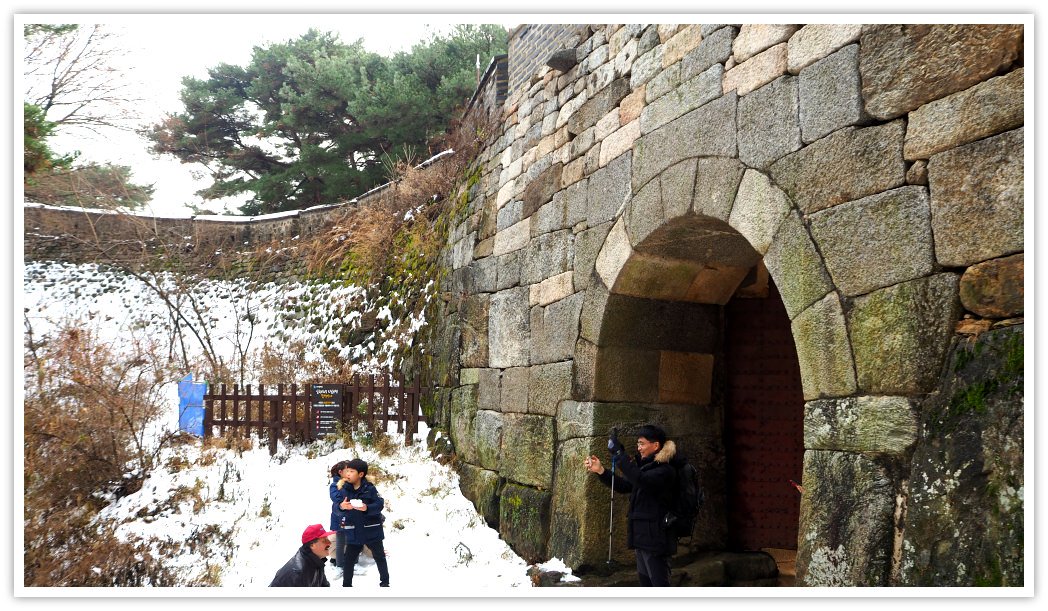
330,477,386,545
597,440,679,556
269,544,330,587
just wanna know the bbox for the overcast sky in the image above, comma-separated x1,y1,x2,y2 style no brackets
20,15,519,217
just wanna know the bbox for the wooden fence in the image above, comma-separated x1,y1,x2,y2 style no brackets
202,374,428,455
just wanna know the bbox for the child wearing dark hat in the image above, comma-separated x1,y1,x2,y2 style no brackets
329,458,389,587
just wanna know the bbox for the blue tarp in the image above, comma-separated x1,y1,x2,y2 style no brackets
178,373,207,437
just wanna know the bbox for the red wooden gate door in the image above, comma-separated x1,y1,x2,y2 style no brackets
724,280,804,551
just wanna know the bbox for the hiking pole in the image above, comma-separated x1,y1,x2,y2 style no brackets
606,427,620,565
608,452,615,564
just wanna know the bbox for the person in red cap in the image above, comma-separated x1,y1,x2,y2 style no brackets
269,524,336,587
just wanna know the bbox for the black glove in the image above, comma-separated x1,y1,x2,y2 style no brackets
608,427,625,458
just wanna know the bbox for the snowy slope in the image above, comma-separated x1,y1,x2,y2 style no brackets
22,260,581,591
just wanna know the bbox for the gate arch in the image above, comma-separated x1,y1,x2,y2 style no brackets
571,158,848,565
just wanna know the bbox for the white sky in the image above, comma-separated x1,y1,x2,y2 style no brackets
20,15,520,217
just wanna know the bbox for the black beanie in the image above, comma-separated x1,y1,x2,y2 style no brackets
346,458,368,475
635,424,667,445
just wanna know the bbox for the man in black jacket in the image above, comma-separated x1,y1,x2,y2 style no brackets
585,424,678,586
269,524,336,587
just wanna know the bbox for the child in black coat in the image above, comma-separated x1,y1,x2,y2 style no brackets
329,458,388,587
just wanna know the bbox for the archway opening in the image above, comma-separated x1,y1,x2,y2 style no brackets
590,215,804,569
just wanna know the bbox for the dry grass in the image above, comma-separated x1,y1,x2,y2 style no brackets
292,112,494,282
23,322,183,586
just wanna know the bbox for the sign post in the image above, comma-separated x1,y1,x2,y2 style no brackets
311,384,343,438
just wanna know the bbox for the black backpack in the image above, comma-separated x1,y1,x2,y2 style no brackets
662,460,705,538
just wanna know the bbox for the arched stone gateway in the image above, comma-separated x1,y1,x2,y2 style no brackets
434,23,1024,586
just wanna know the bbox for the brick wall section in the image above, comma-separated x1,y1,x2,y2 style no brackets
507,24,585,97
467,54,509,121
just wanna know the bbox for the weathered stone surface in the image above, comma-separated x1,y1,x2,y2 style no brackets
567,76,631,136
660,158,697,220
737,75,802,169
457,462,501,528
596,292,721,353
633,93,737,190
500,366,529,414
682,26,737,80
496,177,518,209
546,48,578,72
901,326,1024,586
529,271,574,307
497,199,523,232
531,290,584,364
723,42,788,96
595,107,620,142
619,85,646,124
906,160,928,186
563,179,589,227
808,186,934,297
729,169,793,256
573,222,612,291
500,413,556,488
555,90,587,131
770,120,906,214
959,254,1024,318
630,44,665,90
625,174,663,248
792,292,857,400
587,152,631,226
595,218,633,291
599,119,640,167
496,250,521,290
473,255,498,292
528,361,574,416
489,286,531,368
796,450,894,586
557,399,714,442
493,217,530,256
658,351,714,405
928,127,1024,267
449,384,479,463
663,24,704,66
848,273,961,395
499,482,552,564
799,44,868,144
521,229,574,285
692,156,746,222
474,409,503,470
532,192,569,237
787,24,862,74
733,24,799,63
477,368,501,412
646,61,681,104
459,294,490,368
523,163,563,219
860,24,1024,120
804,396,918,455
764,210,833,320
549,436,632,567
640,64,722,134
905,68,1024,160
593,345,660,403
700,24,729,37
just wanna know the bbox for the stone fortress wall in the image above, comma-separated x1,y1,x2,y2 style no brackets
429,23,1025,586
22,21,1026,587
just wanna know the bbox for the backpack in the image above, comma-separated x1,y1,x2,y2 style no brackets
662,460,705,538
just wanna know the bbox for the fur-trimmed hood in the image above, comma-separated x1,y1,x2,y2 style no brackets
653,439,676,464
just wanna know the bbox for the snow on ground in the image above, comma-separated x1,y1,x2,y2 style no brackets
96,423,533,590
22,260,584,591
